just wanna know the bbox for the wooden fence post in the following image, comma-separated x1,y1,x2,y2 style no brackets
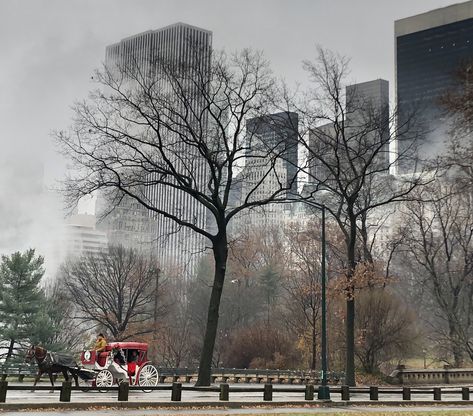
263,383,273,401
0,381,7,403
118,382,129,401
402,387,411,400
462,387,470,400
59,381,72,402
369,386,378,401
341,385,350,401
219,383,229,401
305,384,314,400
171,382,182,401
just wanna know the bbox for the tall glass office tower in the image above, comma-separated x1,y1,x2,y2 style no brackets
395,1,473,173
104,23,212,277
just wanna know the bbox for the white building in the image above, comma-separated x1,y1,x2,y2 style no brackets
64,214,108,258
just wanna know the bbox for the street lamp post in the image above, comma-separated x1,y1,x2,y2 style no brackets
298,199,330,400
318,204,330,400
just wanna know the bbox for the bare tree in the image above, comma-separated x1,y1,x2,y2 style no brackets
355,287,418,373
281,221,322,371
57,48,299,385
399,179,473,366
61,245,165,341
296,47,430,385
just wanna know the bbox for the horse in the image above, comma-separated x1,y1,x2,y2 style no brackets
25,345,79,391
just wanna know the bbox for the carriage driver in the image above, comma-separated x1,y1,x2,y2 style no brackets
94,333,107,352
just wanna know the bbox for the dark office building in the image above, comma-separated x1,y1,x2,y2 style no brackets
346,79,390,172
245,112,299,196
308,79,390,183
395,1,473,172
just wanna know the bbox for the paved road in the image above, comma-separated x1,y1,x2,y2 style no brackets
3,404,473,415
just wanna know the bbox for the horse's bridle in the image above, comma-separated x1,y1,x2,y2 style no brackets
26,346,47,363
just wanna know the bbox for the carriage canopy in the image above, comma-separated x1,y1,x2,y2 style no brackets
104,342,148,352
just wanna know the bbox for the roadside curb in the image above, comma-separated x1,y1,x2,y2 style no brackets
1,400,473,411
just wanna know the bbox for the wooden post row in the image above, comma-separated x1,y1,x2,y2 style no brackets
118,382,129,401
59,381,72,402
263,383,273,401
402,387,411,400
0,381,7,403
369,386,378,401
171,382,182,401
462,387,470,401
219,383,229,401
305,384,314,400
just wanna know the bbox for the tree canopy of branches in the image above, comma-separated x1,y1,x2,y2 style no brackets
61,245,164,341
296,47,430,385
57,47,299,385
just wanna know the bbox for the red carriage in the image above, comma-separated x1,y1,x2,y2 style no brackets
80,341,159,389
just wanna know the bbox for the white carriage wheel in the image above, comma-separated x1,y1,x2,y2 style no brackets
95,369,114,389
138,364,159,390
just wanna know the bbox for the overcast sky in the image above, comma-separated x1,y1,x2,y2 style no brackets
0,0,455,180
0,0,457,260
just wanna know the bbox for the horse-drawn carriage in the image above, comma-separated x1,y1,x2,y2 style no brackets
26,341,159,391
80,341,159,389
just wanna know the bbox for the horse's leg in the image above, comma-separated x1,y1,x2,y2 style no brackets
31,370,42,392
48,370,55,393
63,369,69,382
71,369,79,387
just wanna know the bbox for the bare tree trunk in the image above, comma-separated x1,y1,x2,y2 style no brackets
196,232,228,386
6,339,14,362
449,323,464,367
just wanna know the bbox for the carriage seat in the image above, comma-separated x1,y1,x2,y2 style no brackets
127,362,137,376
97,352,109,368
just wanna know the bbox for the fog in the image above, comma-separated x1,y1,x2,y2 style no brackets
0,0,454,277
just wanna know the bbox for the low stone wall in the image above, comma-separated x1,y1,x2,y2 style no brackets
390,366,473,385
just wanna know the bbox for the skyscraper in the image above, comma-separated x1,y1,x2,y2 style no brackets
104,23,212,276
234,112,298,229
346,79,390,171
245,112,299,196
395,1,473,172
308,79,389,182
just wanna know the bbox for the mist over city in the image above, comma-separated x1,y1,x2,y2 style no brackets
3,0,473,413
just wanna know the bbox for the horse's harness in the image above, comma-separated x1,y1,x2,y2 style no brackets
27,346,52,366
